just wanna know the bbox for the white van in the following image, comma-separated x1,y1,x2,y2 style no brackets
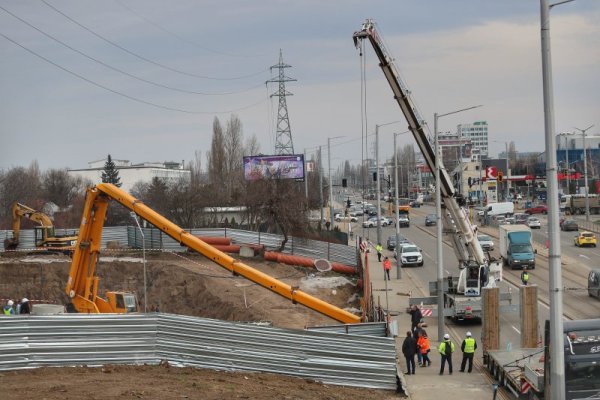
478,202,514,217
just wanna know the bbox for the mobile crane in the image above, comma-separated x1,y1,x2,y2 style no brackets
353,19,509,320
66,183,361,322
3,202,77,252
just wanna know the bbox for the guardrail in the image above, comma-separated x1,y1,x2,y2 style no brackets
0,313,398,390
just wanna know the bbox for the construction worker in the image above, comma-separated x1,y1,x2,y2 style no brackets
521,270,529,285
402,331,417,375
438,333,455,375
19,298,31,314
409,304,423,333
460,331,477,373
417,332,431,367
3,299,15,315
375,243,383,262
383,256,392,280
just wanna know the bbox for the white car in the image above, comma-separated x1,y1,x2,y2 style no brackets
477,234,494,251
397,244,423,267
527,217,541,229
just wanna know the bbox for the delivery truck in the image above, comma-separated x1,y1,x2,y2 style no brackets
499,225,536,270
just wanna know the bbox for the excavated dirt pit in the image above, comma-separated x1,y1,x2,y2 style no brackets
0,250,398,399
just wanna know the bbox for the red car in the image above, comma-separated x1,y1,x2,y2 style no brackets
525,205,548,215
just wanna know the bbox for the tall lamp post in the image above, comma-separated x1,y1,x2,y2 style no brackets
130,212,147,313
394,130,410,279
434,104,482,342
574,124,594,221
328,136,344,230
375,121,401,246
557,132,574,194
541,1,575,397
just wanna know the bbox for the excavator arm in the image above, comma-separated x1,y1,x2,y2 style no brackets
66,183,360,323
353,19,490,291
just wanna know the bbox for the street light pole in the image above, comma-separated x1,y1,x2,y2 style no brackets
130,212,147,313
394,131,410,279
505,142,510,201
541,1,574,397
434,104,482,342
374,121,401,246
574,124,594,221
328,136,344,230
319,146,324,225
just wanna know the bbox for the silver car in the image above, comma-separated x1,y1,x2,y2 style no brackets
477,234,494,251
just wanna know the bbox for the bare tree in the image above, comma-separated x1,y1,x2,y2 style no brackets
224,115,244,202
244,134,260,157
42,168,87,208
207,117,226,186
0,162,43,222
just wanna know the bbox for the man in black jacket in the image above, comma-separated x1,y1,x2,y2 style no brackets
402,331,417,375
409,305,423,333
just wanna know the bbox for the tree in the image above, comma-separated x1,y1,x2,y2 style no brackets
101,154,122,187
42,168,88,208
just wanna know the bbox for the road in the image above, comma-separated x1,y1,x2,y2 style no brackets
347,202,599,360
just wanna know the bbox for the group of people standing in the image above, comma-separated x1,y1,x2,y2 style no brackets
403,305,478,375
3,298,31,315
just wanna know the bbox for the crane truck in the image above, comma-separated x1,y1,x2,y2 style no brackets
353,19,513,320
66,183,361,323
3,202,78,252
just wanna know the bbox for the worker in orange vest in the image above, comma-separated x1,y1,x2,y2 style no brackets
417,332,431,367
383,256,392,280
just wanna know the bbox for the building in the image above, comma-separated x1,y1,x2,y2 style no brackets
68,158,191,193
457,121,489,157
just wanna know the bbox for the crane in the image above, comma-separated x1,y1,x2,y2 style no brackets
353,20,502,310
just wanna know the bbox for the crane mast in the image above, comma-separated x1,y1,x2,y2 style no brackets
353,19,487,282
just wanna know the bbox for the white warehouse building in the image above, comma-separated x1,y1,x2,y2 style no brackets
68,158,191,193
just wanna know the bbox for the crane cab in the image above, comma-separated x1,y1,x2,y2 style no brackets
106,292,138,313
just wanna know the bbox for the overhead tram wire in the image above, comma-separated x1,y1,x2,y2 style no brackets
115,0,270,60
0,5,263,96
41,0,268,81
0,32,267,115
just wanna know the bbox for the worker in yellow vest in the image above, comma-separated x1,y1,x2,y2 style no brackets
460,331,478,373
375,243,383,262
438,333,455,375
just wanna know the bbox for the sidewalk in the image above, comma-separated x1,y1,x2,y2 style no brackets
364,250,496,399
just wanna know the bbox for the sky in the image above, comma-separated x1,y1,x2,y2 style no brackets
1,0,599,172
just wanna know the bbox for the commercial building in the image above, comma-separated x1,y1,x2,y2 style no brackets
458,121,489,157
68,158,191,193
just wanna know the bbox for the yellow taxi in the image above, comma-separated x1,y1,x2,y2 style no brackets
574,231,597,247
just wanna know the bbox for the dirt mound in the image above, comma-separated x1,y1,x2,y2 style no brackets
0,250,377,399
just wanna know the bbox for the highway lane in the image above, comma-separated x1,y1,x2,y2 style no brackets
369,209,525,355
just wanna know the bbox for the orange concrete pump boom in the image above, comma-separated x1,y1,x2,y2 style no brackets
66,183,361,323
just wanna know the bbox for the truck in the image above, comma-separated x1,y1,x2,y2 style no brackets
485,318,600,399
353,19,513,321
499,225,536,270
3,202,78,252
477,202,514,217
563,193,600,215
66,183,360,322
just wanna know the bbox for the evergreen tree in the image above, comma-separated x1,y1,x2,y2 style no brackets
101,154,122,187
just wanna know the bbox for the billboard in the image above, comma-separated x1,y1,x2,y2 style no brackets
243,154,305,181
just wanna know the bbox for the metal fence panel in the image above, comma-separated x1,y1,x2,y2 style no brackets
2,226,357,266
305,322,387,337
0,313,397,390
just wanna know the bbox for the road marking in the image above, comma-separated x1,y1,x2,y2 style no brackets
512,325,521,334
579,254,591,260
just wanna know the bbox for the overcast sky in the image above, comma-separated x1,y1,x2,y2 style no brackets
1,0,598,172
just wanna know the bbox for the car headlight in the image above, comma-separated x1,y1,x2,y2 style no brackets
401,257,407,262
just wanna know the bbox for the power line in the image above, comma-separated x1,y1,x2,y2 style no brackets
1,4,263,96
115,0,270,60
0,32,267,115
42,0,268,81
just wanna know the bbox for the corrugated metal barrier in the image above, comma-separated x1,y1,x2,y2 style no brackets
0,313,398,390
1,227,357,266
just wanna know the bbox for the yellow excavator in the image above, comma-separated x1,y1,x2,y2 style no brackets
66,183,360,322
4,202,78,252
